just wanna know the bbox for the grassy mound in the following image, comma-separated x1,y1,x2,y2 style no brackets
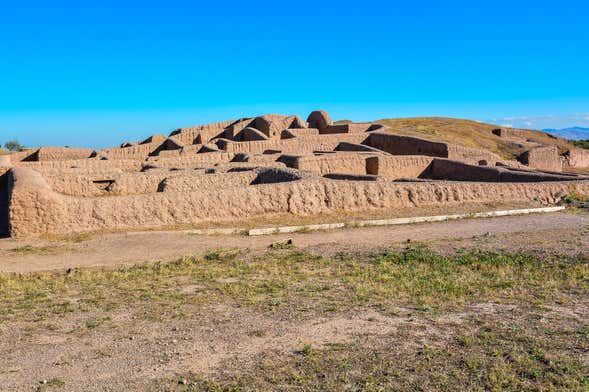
376,117,575,159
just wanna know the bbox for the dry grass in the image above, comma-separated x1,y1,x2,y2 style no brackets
38,232,93,243
1,245,587,323
1,245,587,390
377,117,574,159
160,314,588,391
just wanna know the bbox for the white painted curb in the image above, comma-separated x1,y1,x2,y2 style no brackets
186,228,242,235
126,206,566,237
352,206,566,228
126,227,241,236
248,222,345,236
247,206,565,236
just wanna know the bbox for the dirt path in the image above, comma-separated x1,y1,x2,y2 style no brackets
1,211,587,273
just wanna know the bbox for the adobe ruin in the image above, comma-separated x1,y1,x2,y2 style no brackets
1,110,589,237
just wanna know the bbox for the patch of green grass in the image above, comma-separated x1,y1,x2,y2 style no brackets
35,377,66,391
562,194,589,209
298,343,314,357
10,245,35,253
38,232,93,243
8,245,59,255
0,246,587,324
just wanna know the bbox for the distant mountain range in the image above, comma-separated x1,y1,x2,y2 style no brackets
543,127,589,140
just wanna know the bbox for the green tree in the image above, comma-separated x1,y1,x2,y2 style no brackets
572,139,589,150
4,140,24,152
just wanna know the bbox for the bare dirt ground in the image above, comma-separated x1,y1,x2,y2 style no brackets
0,211,587,273
1,210,588,391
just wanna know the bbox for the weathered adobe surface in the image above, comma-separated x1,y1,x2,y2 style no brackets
566,148,589,169
3,110,589,237
517,146,563,172
7,166,589,236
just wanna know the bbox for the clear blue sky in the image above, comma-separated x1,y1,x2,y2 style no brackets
1,0,588,148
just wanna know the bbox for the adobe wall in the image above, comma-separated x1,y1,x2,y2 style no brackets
36,146,94,161
139,134,167,145
99,142,159,160
145,152,235,168
334,142,385,153
35,170,177,197
518,146,562,172
568,148,589,168
320,123,373,134
43,174,113,197
492,128,530,140
427,159,582,182
108,170,258,195
446,145,504,165
366,133,449,157
7,168,67,237
281,128,320,138
149,138,185,156
232,153,281,165
156,150,182,157
250,167,309,184
253,115,305,138
6,149,39,162
161,171,259,192
203,162,286,173
0,154,12,168
222,118,255,140
16,158,143,172
234,127,269,142
217,133,370,154
9,170,589,236
100,172,173,195
283,153,372,176
26,167,127,178
366,156,434,179
170,119,235,144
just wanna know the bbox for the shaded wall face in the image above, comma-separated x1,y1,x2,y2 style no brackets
426,159,580,182
366,133,449,157
0,172,9,236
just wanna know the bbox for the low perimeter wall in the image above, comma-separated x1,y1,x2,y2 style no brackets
7,167,589,237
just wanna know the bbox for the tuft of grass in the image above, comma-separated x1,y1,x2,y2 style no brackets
298,343,314,357
8,245,59,255
561,193,589,209
39,232,93,243
35,377,66,391
268,239,293,249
